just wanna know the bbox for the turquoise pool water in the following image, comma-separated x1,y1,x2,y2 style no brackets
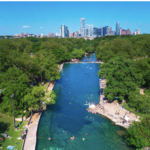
36,55,135,150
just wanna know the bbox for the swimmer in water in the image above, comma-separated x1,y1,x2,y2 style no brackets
48,137,51,140
70,136,75,140
86,133,88,136
69,102,71,104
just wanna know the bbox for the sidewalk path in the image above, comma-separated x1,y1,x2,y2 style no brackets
24,113,41,150
23,63,64,150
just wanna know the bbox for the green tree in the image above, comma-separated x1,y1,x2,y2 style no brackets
71,48,85,59
35,50,60,84
0,67,30,116
128,89,150,114
125,117,150,148
98,57,145,101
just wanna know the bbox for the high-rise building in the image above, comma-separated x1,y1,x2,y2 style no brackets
103,26,108,36
93,27,98,37
88,25,93,37
116,22,120,35
85,29,88,37
97,28,101,36
60,25,70,37
61,25,65,37
107,27,112,35
120,28,131,35
101,27,104,36
65,26,68,37
80,18,85,37
68,29,70,37
126,29,131,35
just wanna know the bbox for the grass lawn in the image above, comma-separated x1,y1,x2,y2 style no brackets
122,102,150,119
0,113,28,150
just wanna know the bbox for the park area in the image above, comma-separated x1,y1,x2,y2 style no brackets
0,113,28,150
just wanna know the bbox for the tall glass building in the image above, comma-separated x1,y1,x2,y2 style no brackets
116,22,120,35
88,25,93,37
61,25,65,37
80,18,85,37
61,25,69,37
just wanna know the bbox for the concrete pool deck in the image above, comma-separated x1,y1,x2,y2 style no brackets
24,113,41,150
23,64,64,150
87,78,140,128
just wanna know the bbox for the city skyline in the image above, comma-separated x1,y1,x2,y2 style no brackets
0,2,150,35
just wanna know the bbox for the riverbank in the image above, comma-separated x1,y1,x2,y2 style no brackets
23,63,64,150
87,78,140,129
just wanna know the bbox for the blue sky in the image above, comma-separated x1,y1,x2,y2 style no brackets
0,2,150,35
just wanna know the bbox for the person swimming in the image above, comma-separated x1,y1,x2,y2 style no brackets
70,136,75,140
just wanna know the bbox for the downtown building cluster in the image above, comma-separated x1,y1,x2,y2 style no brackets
58,18,140,38
12,18,140,39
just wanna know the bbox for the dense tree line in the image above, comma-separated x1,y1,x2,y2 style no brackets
95,34,150,148
0,37,94,116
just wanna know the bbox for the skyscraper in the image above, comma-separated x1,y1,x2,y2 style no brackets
116,22,120,35
88,25,93,37
61,25,70,37
85,29,88,37
103,26,108,36
97,28,101,36
101,27,103,36
61,25,65,37
80,18,85,37
93,27,98,37
107,27,112,35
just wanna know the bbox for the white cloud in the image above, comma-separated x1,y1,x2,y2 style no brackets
126,22,129,24
144,24,149,26
40,27,43,29
139,22,142,24
22,26,30,28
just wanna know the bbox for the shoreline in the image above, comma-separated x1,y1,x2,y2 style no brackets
87,78,140,129
23,63,64,150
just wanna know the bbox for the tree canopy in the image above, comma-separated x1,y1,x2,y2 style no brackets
0,37,93,116
98,56,145,101
125,117,150,148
